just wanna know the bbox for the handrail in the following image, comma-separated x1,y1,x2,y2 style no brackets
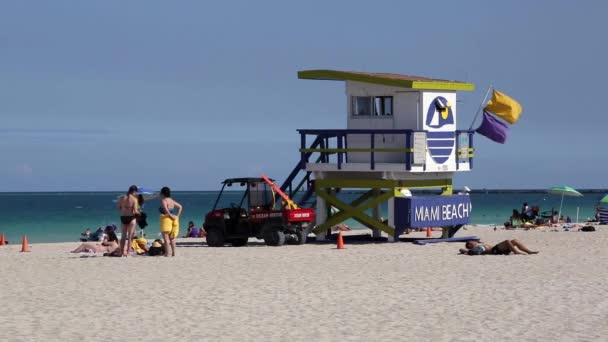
297,129,416,135
297,129,475,171
278,129,475,210
280,135,323,195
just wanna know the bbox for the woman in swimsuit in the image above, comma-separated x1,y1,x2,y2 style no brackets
159,186,183,257
71,227,119,254
117,185,140,257
459,240,539,255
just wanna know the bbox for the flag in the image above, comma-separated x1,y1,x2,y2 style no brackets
484,89,522,124
476,111,509,144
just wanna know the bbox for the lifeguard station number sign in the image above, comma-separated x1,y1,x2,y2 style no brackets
394,195,472,228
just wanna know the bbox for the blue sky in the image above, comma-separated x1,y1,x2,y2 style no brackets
1,0,606,191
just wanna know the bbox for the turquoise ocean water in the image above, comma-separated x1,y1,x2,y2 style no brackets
0,191,603,244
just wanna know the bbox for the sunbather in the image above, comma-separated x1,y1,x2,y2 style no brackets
184,221,199,238
132,236,148,255
105,235,148,256
505,209,522,229
71,228,119,254
459,239,539,255
71,241,119,254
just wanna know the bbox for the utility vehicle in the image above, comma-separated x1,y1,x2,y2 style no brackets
203,177,314,247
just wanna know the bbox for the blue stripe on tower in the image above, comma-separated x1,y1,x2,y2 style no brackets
427,132,455,139
428,148,452,156
427,140,455,148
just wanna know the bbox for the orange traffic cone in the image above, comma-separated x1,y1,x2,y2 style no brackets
426,227,432,238
20,235,30,252
0,232,6,246
336,231,345,249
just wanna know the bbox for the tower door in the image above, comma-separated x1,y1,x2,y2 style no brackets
394,91,420,130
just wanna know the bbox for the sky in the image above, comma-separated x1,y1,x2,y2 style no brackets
1,0,607,191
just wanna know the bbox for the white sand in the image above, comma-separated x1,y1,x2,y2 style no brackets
0,226,607,342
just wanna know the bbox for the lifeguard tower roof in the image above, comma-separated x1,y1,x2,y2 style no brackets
298,69,474,91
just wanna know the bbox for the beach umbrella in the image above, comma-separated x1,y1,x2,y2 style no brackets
599,194,608,205
547,186,583,221
112,187,159,203
136,187,159,201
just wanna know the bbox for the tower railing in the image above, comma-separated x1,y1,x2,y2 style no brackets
297,129,475,171
278,129,474,210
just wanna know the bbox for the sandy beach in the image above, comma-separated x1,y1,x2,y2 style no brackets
1,226,606,342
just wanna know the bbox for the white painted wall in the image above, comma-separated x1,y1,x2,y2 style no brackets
339,82,464,172
345,81,420,163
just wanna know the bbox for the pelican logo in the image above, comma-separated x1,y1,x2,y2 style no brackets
426,96,455,164
426,96,454,128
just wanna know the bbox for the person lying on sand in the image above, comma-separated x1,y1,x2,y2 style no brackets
333,223,350,231
71,226,119,253
459,240,539,255
106,235,148,256
71,241,119,254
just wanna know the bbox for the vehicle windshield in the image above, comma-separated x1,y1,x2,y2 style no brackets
213,183,248,210
213,181,275,210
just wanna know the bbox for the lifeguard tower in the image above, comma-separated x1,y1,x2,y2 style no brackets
278,70,475,241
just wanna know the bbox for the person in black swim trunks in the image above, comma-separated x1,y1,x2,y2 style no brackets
117,185,140,257
459,239,539,255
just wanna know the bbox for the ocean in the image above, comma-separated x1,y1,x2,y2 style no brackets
0,191,603,244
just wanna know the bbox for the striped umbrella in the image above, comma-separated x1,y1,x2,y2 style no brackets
547,186,583,221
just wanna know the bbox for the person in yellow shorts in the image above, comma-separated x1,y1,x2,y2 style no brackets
159,186,183,257
160,214,180,238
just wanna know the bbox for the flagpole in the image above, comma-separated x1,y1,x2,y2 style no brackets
468,85,493,131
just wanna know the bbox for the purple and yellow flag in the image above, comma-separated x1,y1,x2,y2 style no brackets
476,111,509,144
484,90,522,124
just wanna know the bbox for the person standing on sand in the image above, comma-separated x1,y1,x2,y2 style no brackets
117,185,140,257
159,186,183,257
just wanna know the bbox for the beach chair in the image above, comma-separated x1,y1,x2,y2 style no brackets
598,207,608,224
538,209,556,225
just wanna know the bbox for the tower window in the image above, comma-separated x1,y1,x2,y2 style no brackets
352,96,393,116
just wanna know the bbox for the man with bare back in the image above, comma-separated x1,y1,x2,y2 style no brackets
117,185,140,257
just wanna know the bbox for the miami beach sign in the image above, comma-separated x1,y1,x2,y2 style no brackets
394,195,472,233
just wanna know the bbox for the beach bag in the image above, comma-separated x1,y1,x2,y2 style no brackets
137,212,148,229
147,240,165,256
580,226,596,232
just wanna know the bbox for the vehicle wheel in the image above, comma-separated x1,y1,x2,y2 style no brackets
286,228,308,245
295,228,307,245
231,238,248,247
263,226,285,246
206,226,226,247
